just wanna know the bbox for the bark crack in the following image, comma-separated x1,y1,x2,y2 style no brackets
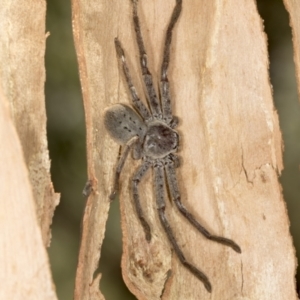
240,260,244,296
159,269,172,299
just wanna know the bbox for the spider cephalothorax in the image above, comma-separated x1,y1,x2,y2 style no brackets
104,0,241,293
143,122,178,158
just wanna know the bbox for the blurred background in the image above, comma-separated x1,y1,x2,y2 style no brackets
45,0,300,299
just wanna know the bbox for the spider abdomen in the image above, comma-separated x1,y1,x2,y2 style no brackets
143,122,179,159
104,104,146,145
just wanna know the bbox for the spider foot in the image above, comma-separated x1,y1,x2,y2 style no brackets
144,230,151,242
109,189,118,201
82,179,93,197
140,219,152,242
211,236,241,253
229,240,241,253
183,260,212,293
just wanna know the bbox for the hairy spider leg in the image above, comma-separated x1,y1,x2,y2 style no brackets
114,38,151,121
131,160,152,242
165,156,242,253
154,162,212,292
160,0,182,126
131,0,162,119
109,136,139,200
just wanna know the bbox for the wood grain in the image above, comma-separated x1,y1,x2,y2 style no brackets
0,1,59,298
0,85,57,300
72,0,298,299
0,0,59,246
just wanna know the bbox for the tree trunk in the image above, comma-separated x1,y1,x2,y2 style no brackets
0,0,60,247
72,0,298,299
0,1,58,299
0,86,57,300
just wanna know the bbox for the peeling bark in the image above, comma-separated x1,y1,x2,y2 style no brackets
0,0,59,246
0,85,57,300
0,1,58,298
72,0,298,299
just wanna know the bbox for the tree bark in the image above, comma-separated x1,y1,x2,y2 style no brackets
0,86,57,300
0,1,58,299
284,0,300,102
0,0,59,247
72,0,298,299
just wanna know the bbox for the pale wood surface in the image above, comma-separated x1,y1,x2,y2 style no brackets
284,0,300,101
0,86,57,300
0,0,59,246
0,1,58,298
72,0,298,299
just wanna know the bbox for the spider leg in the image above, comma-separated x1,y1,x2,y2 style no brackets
154,162,212,292
165,155,242,253
109,136,139,200
131,160,152,242
131,0,162,119
160,0,182,126
114,38,151,121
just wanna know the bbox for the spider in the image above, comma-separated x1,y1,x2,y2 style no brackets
104,0,241,293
